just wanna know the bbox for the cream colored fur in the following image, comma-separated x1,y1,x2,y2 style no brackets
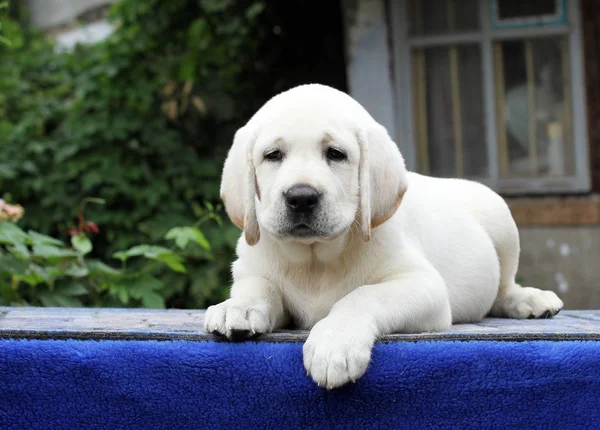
206,84,564,389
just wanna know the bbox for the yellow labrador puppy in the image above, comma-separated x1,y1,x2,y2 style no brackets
205,84,563,389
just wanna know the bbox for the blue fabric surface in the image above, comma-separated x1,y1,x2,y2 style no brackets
0,339,598,429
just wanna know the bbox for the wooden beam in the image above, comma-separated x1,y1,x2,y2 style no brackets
508,195,600,226
412,49,430,174
494,43,509,177
525,40,538,176
450,46,464,177
560,36,573,175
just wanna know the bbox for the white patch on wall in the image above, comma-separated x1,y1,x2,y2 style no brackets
546,238,555,248
554,272,569,293
559,243,570,257
55,20,114,52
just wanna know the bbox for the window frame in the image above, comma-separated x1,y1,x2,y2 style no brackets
390,0,590,195
490,0,568,30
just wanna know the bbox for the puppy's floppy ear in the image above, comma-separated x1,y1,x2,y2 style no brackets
356,123,409,241
220,126,261,245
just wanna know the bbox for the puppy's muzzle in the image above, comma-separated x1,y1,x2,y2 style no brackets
285,185,321,215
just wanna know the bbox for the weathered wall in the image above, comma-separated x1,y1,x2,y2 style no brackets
517,0,600,310
26,0,116,50
27,0,115,30
518,227,600,309
342,0,397,139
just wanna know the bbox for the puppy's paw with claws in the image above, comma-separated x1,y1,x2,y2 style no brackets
204,298,274,341
303,316,376,389
491,286,564,319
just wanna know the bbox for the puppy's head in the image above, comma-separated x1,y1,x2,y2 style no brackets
220,84,408,246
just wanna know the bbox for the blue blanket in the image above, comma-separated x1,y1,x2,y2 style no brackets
0,338,599,429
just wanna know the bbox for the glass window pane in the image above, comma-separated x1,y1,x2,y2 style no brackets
412,45,487,178
494,36,574,178
496,0,557,20
408,0,480,36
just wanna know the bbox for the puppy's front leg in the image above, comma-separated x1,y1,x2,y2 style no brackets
304,269,451,389
204,277,288,340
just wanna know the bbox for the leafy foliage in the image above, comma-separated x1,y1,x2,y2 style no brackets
0,1,11,46
0,216,217,308
0,0,272,308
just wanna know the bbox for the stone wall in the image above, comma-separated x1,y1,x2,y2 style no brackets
518,227,600,309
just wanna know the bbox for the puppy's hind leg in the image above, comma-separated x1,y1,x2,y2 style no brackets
488,219,564,319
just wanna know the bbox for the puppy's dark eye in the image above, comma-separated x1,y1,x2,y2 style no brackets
326,147,347,162
264,150,283,162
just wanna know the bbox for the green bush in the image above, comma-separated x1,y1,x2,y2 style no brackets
0,0,273,308
0,207,219,307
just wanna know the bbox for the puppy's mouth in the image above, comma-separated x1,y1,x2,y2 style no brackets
289,223,318,238
280,223,349,242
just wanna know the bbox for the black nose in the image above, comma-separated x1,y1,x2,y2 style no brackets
285,185,321,214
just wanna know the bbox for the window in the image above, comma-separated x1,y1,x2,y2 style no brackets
491,0,567,29
392,0,589,194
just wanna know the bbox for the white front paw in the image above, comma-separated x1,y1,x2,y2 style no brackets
303,316,376,389
204,298,274,340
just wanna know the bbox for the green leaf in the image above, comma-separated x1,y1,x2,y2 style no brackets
54,144,80,163
46,265,70,278
0,164,16,179
7,242,30,259
86,260,121,278
199,0,234,13
81,171,103,190
109,274,164,308
0,34,11,48
28,230,65,246
124,275,163,298
16,264,50,287
140,246,174,259
57,282,89,296
165,226,210,250
112,245,185,271
118,288,129,304
38,293,59,307
142,291,165,309
155,252,186,273
0,254,28,275
0,282,19,303
38,292,82,307
54,295,83,307
0,222,28,247
32,243,79,261
112,244,171,261
71,234,93,255
245,2,265,20
63,264,90,278
112,249,137,262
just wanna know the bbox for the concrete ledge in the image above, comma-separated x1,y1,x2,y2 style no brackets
1,307,599,342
